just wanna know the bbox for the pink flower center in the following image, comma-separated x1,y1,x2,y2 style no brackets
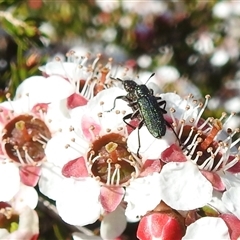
2,114,51,165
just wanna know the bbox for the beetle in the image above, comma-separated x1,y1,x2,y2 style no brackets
107,73,179,157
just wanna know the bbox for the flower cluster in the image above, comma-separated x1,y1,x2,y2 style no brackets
1,51,240,239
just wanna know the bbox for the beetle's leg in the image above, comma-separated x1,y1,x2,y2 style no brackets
155,97,166,108
149,89,154,95
164,120,183,147
136,120,144,158
155,98,167,114
105,95,126,112
123,108,140,128
127,100,138,108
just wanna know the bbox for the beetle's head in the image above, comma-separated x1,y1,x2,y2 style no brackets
122,80,138,93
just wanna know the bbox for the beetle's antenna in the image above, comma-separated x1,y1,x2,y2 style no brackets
144,73,155,85
110,76,124,82
116,78,123,82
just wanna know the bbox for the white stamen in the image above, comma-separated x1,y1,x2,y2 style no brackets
194,95,210,125
106,159,112,185
23,147,38,165
111,164,120,185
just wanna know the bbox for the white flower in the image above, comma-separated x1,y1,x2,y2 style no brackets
39,51,116,104
159,161,213,210
0,75,73,201
222,186,240,219
124,173,162,222
0,163,20,201
42,88,135,239
0,185,39,240
182,217,230,240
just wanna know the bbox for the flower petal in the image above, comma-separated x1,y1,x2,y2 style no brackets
10,184,38,211
38,162,64,200
19,166,41,187
220,171,240,190
161,144,187,163
81,114,101,141
124,173,162,222
56,178,101,226
182,217,230,240
140,159,162,177
62,157,88,178
201,170,225,191
45,131,87,167
100,186,124,212
15,75,75,104
159,161,213,210
127,126,176,159
68,93,88,108
100,206,127,240
222,186,240,219
221,213,240,240
0,163,20,201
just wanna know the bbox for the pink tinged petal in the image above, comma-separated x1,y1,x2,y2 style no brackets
31,103,48,116
0,163,20,201
159,161,213,210
81,115,101,141
62,157,88,178
38,162,64,200
140,159,162,177
10,184,38,211
221,213,240,240
124,173,162,222
161,144,187,163
201,170,225,191
56,178,101,226
137,212,185,240
0,105,12,124
182,217,230,240
127,126,176,159
67,93,88,109
100,206,127,240
222,186,240,219
100,186,124,212
19,166,41,187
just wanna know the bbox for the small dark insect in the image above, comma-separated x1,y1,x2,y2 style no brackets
107,73,179,157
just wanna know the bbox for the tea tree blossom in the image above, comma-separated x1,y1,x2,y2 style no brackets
0,184,39,240
0,75,75,200
42,86,165,239
128,92,240,212
39,51,117,108
182,217,230,239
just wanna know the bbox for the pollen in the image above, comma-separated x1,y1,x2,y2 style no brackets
105,142,118,153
